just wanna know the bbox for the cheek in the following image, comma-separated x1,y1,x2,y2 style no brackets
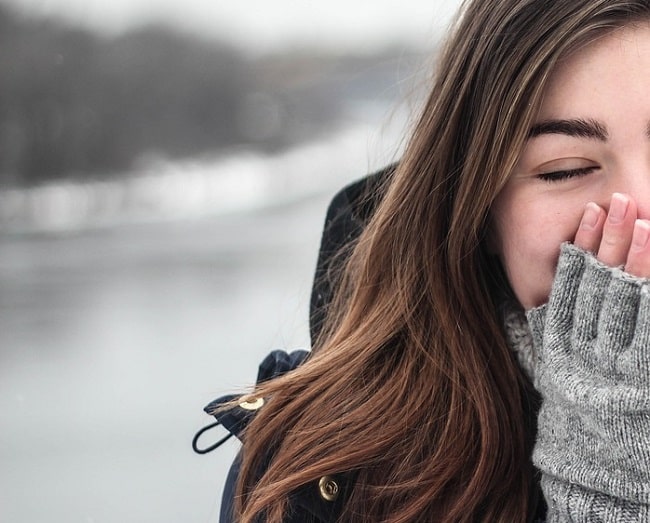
494,201,583,308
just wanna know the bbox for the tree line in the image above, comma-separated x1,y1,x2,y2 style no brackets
0,5,361,187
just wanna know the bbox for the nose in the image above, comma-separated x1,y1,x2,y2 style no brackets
606,168,650,220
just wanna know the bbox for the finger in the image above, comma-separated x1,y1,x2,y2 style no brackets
574,202,606,253
624,219,650,278
597,193,636,267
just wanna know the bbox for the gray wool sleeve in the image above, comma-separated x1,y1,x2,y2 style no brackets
526,243,650,522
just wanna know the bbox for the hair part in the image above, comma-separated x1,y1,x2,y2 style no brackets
235,1,650,522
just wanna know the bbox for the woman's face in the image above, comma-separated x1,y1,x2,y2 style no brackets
492,23,650,309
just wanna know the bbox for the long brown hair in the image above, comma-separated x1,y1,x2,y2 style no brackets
235,1,650,521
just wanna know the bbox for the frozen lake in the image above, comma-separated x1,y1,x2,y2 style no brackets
0,191,335,522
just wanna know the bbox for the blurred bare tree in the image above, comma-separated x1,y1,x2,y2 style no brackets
0,5,254,186
0,4,422,188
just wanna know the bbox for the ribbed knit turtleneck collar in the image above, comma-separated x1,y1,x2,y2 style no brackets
501,300,537,383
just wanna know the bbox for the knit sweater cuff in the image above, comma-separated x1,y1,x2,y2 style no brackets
526,243,650,517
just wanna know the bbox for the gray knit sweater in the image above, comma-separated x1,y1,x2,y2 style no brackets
504,243,650,521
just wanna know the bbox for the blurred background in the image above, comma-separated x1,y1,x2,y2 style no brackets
0,1,460,521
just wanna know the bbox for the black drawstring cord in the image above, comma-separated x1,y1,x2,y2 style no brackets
192,421,233,454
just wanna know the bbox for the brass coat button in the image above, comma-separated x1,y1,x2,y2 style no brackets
239,397,265,410
318,476,340,502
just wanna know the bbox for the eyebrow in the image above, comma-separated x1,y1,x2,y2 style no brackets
528,118,608,141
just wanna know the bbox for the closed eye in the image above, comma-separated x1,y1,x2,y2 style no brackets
536,166,599,182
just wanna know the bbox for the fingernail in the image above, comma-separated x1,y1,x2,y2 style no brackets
581,202,601,229
632,219,650,250
608,193,629,224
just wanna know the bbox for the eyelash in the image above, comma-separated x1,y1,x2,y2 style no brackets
537,166,598,182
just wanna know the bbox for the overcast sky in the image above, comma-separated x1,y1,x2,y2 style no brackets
0,0,463,54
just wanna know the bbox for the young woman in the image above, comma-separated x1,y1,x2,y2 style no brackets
201,0,650,521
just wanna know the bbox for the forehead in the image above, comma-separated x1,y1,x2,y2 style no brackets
539,23,650,121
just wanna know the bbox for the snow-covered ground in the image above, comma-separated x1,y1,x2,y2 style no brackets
0,118,404,235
